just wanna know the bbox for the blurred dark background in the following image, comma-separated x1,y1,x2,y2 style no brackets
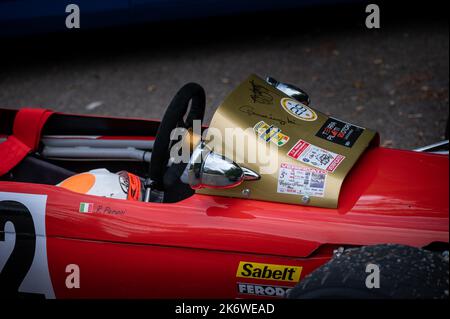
0,0,448,149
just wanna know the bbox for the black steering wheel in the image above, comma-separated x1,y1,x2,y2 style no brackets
149,83,205,191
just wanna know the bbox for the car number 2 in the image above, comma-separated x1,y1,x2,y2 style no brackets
0,192,55,298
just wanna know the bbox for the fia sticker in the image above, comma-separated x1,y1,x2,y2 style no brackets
280,98,317,121
277,163,326,197
287,140,344,172
253,120,289,147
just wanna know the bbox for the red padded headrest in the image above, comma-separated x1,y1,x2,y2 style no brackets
0,108,53,176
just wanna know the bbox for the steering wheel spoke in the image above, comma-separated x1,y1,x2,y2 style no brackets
149,83,206,191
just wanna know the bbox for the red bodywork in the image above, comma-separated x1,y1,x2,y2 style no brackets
0,109,448,298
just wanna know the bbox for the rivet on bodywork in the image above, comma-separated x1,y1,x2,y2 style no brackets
242,188,251,198
301,195,310,204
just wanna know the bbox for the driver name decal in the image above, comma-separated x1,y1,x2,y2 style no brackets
287,139,345,172
280,98,317,121
277,163,326,197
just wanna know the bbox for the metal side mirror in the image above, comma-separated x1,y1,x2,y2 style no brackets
184,142,260,189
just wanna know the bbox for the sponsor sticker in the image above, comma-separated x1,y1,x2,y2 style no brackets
280,98,317,121
316,117,364,147
277,163,326,197
237,283,293,298
253,120,289,147
287,139,345,172
79,202,93,213
236,261,302,283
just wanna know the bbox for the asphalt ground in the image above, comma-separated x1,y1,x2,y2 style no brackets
0,2,448,149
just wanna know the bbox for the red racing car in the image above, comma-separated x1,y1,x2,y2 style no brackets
0,75,448,299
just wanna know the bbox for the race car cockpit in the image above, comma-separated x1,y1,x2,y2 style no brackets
1,75,379,208
51,75,378,208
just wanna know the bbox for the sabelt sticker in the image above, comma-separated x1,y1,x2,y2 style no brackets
278,163,326,197
316,117,364,147
237,283,293,298
236,261,302,283
287,139,345,172
253,120,289,147
280,98,317,121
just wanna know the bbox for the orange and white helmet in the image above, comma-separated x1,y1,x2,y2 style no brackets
58,168,142,201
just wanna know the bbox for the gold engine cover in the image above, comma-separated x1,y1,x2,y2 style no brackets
197,74,378,208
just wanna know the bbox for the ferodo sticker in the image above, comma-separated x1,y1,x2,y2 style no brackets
236,261,302,283
287,139,345,172
253,120,289,147
280,98,317,121
316,117,364,147
237,282,293,298
278,163,326,197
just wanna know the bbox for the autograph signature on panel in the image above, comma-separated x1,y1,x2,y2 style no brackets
249,80,275,105
239,105,303,127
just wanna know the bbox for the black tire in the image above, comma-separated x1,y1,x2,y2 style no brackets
288,244,449,299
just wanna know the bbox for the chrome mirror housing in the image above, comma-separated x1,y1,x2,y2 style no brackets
266,76,311,105
184,142,260,190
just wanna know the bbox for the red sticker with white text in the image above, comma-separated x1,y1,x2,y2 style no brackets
287,139,344,172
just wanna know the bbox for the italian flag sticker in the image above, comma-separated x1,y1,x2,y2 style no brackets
79,202,93,213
